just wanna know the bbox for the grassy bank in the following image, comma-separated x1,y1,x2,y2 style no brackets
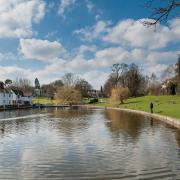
91,96,180,119
33,96,180,119
33,97,56,104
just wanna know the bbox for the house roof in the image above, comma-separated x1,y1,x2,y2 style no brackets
11,89,24,96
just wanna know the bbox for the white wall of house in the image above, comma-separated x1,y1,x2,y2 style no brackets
0,91,13,106
0,90,32,106
20,96,32,105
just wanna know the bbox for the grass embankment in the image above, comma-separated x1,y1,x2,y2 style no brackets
33,97,56,104
91,96,180,119
33,96,180,119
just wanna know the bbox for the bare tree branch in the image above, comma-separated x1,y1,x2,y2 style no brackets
142,0,180,26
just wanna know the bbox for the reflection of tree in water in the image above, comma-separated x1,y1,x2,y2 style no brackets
104,109,146,140
51,109,94,135
175,130,180,147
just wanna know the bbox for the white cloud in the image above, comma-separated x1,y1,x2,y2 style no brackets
27,45,179,87
1,46,179,89
103,18,180,49
74,20,111,41
58,0,77,18
75,18,180,50
0,65,32,81
82,71,109,89
0,52,18,61
19,38,66,62
86,0,94,13
147,51,180,65
0,0,45,38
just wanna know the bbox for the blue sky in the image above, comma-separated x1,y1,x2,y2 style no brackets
0,0,179,89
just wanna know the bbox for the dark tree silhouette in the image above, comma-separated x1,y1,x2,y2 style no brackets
175,55,180,79
35,78,40,89
5,79,12,86
143,0,180,26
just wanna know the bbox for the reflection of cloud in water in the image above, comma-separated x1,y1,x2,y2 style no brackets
0,108,179,179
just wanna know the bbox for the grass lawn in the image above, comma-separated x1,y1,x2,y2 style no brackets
33,97,56,104
33,96,180,119
92,96,180,119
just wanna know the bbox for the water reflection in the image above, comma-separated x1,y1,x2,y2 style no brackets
175,130,180,147
49,109,94,136
0,108,179,180
104,109,146,139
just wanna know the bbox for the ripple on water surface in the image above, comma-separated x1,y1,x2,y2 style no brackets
0,108,179,180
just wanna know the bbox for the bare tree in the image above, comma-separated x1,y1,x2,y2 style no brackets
75,79,92,97
12,78,33,94
41,79,64,98
103,76,117,97
142,0,180,26
125,63,146,97
175,55,180,79
62,73,77,87
111,63,128,86
161,64,176,80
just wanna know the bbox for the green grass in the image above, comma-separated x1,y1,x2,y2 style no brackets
91,96,180,119
33,96,180,119
33,97,56,104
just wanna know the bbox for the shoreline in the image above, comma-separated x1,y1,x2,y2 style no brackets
82,105,180,129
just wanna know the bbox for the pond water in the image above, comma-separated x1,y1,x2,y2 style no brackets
0,108,179,180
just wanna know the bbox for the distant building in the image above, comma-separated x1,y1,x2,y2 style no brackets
87,89,100,98
0,88,32,107
12,89,32,105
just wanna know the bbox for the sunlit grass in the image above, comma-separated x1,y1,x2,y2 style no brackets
90,96,180,119
33,97,56,104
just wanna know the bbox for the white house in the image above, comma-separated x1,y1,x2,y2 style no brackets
11,89,32,105
0,89,13,106
0,88,32,107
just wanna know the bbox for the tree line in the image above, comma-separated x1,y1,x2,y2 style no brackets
103,55,180,103
1,55,179,105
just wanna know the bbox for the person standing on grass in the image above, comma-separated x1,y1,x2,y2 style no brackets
150,102,154,113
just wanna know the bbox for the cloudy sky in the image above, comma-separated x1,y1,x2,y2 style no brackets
0,0,179,89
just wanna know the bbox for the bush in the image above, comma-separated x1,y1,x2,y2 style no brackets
111,87,129,104
55,86,82,105
89,98,99,104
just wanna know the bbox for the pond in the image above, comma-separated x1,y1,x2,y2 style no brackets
0,108,179,180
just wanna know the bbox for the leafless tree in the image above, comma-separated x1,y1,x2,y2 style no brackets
111,63,128,86
62,73,78,87
75,79,92,97
175,55,180,79
142,0,180,26
41,79,64,98
103,76,117,97
12,78,33,94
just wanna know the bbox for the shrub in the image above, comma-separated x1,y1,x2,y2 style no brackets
89,98,99,104
111,87,129,104
55,86,82,105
